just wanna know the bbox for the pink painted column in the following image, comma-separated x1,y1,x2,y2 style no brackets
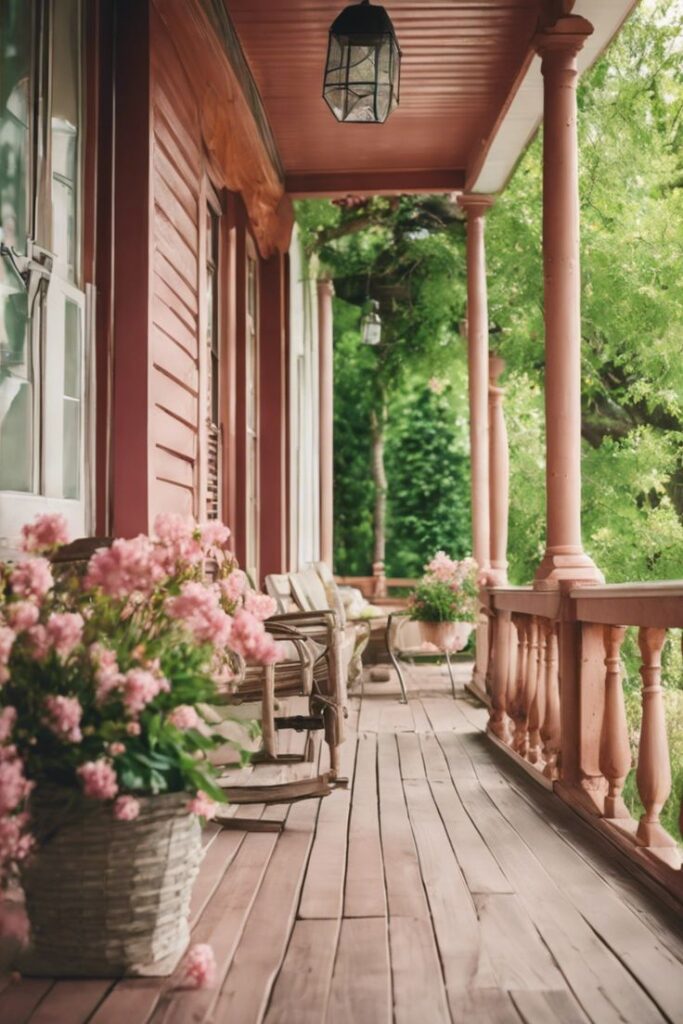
458,195,494,580
317,278,335,567
534,16,602,588
488,353,509,585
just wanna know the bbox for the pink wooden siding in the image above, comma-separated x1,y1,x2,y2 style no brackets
149,10,202,520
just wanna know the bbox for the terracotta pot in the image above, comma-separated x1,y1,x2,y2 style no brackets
20,787,202,977
417,620,473,652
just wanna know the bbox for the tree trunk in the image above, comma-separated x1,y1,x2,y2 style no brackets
371,405,388,597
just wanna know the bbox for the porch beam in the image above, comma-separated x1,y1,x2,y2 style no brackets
534,15,603,589
286,170,465,199
317,279,335,568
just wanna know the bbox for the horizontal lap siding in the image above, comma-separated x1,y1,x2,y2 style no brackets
149,12,202,520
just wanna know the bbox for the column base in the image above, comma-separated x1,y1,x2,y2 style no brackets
533,548,604,590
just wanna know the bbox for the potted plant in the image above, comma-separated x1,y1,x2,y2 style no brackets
409,552,479,651
0,513,279,977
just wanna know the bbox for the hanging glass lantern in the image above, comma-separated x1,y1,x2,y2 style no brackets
323,0,401,124
361,300,382,345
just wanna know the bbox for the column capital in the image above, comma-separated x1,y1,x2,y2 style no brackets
458,193,495,218
317,277,335,298
535,14,593,61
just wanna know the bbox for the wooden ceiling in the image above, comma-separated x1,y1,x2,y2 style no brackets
225,0,542,195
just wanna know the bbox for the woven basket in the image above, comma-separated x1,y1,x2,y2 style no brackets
19,787,202,977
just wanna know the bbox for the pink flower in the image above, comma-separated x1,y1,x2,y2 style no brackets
77,759,118,800
5,601,39,633
166,582,232,648
0,756,32,815
85,536,164,600
153,513,203,570
187,792,217,819
220,570,246,604
244,591,276,622
122,668,169,716
427,376,446,395
46,612,84,660
167,705,200,730
10,558,53,600
230,609,282,665
108,742,126,756
113,795,140,821
126,721,141,737
0,626,16,682
27,625,50,661
44,695,83,743
199,521,231,550
183,943,216,989
90,643,123,703
20,514,69,554
0,707,17,743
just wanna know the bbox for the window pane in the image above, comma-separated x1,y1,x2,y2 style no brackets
62,299,80,498
0,0,31,254
51,0,80,280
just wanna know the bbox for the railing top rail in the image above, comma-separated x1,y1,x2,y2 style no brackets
569,581,683,599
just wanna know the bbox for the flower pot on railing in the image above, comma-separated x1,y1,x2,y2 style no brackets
20,788,202,977
417,620,473,652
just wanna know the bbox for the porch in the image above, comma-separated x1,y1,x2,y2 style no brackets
1,663,680,1024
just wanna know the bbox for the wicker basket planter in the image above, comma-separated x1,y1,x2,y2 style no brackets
19,787,202,978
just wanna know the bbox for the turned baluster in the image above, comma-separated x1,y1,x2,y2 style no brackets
635,627,676,850
521,618,539,761
510,614,529,753
488,609,512,742
599,625,631,819
541,621,561,780
528,619,546,765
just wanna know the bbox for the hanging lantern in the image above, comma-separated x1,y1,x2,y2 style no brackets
323,0,401,124
361,300,382,345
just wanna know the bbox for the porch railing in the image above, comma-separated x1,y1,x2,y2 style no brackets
483,583,682,898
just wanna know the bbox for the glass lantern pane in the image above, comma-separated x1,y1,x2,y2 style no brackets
0,0,32,254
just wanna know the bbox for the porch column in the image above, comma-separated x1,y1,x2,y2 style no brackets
458,194,494,580
534,16,602,587
488,353,509,585
317,278,335,567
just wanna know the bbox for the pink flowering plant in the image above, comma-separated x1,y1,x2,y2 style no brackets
0,513,281,898
409,552,479,623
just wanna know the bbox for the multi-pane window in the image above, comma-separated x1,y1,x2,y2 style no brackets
205,195,221,521
0,0,88,547
245,245,259,575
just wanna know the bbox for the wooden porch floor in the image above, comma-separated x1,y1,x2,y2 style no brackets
1,662,682,1024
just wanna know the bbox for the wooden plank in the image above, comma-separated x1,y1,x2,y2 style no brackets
298,786,351,919
88,981,162,1024
421,735,513,894
153,250,198,318
344,733,386,918
263,919,339,1024
421,696,470,732
378,699,414,733
410,698,433,733
0,979,53,1024
389,917,450,1024
396,732,425,779
188,830,246,926
510,989,591,1024
402,778,497,1005
357,696,382,734
439,735,669,1024
29,981,112,1024
475,893,567,991
326,918,391,1024
460,733,683,1024
212,800,318,1022
149,831,279,1024
448,988,524,1024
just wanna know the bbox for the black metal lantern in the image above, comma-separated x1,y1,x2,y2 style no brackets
361,300,382,345
323,0,401,124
